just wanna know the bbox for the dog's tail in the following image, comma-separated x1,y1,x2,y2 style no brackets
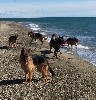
46,60,54,77
48,63,55,77
48,66,54,77
21,47,25,55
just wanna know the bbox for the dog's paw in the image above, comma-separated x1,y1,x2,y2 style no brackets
28,82,32,86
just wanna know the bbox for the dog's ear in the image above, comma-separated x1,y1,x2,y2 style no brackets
15,34,18,37
21,47,25,55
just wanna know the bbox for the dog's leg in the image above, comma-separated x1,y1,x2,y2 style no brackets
54,50,58,59
68,44,69,47
12,44,14,48
56,52,58,59
25,72,28,82
29,71,32,86
50,46,52,53
58,49,62,55
9,42,12,47
13,43,16,48
45,65,51,82
22,72,28,84
75,43,77,49
71,45,73,50
34,38,37,43
9,42,11,47
9,42,12,48
30,38,33,43
42,65,49,83
40,39,43,45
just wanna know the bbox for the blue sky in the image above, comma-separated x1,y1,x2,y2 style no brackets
0,0,96,18
0,0,67,3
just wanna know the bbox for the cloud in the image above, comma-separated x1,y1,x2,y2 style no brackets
0,1,96,17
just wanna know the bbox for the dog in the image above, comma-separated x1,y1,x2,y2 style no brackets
32,54,54,82
19,47,35,85
9,34,18,47
49,33,57,52
19,47,54,85
66,37,78,49
28,31,47,45
49,35,64,58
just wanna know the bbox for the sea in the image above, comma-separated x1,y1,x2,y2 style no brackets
0,17,96,66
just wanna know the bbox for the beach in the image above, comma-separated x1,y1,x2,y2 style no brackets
0,21,96,100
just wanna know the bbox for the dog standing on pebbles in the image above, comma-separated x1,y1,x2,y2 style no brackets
32,55,54,82
28,31,47,45
9,34,18,48
19,47,54,85
19,47,35,85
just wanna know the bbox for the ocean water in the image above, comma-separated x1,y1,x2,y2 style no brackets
1,17,96,66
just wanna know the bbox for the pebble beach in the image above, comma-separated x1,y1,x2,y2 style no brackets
0,21,96,100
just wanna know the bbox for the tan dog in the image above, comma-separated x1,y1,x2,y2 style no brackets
19,48,54,85
19,47,35,85
9,34,18,48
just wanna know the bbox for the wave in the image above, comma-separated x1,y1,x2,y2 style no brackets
77,44,89,49
27,22,94,51
28,23,41,32
21,22,96,66
28,23,48,40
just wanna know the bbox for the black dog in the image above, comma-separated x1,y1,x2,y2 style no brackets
9,34,18,47
49,35,64,58
66,37,78,49
32,54,54,77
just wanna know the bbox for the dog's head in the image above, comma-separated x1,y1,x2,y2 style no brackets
15,34,18,38
20,47,31,62
28,31,34,37
28,32,31,37
44,35,48,40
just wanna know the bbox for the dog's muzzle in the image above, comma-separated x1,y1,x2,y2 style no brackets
28,34,31,37
44,36,48,40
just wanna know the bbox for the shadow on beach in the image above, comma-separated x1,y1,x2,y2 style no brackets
0,46,9,50
0,78,40,86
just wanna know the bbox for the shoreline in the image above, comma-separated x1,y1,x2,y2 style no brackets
20,21,96,67
0,21,96,99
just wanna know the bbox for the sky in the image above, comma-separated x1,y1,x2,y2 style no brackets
0,0,96,18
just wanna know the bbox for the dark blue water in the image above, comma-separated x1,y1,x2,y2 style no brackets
1,17,96,66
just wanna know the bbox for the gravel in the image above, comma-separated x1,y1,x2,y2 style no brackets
0,21,96,100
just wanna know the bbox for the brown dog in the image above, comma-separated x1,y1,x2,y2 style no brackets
66,37,78,49
32,55,54,82
19,47,35,85
19,48,54,85
28,31,47,45
9,34,18,47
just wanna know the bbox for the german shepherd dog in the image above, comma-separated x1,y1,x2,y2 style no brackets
49,35,64,58
9,34,18,48
19,47,54,85
19,47,35,85
66,37,78,49
49,34,57,52
28,31,47,45
32,55,54,82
